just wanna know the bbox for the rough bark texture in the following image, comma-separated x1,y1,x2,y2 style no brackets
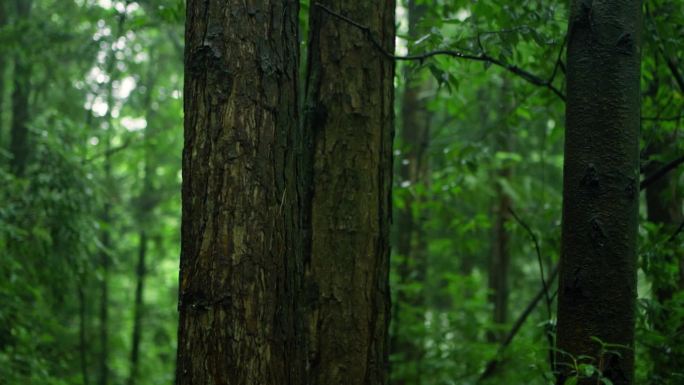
9,0,31,176
390,1,429,383
302,1,395,384
177,2,303,385
556,1,642,385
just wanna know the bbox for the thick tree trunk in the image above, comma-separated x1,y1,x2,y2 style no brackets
302,1,395,384
177,2,303,385
9,0,32,176
390,1,429,383
556,1,642,385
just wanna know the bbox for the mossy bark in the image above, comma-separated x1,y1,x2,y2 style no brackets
302,1,395,384
556,1,642,384
177,2,303,384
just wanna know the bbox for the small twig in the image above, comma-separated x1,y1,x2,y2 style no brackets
548,33,568,85
477,265,560,383
640,155,684,191
314,3,566,101
508,207,552,319
667,221,684,243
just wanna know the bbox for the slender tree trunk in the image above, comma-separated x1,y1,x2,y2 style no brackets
487,82,512,344
176,2,303,384
390,1,429,383
78,280,90,385
127,231,146,385
487,170,510,343
98,198,111,385
127,49,158,385
0,2,7,143
556,1,642,385
9,0,32,176
644,139,683,385
302,1,395,384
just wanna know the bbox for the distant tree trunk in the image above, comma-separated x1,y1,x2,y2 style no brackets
78,281,90,385
302,1,395,384
556,1,642,385
9,0,32,176
0,2,7,142
487,83,512,344
127,51,158,385
487,169,511,343
97,202,111,385
644,139,683,385
176,2,303,385
127,230,146,385
390,1,429,383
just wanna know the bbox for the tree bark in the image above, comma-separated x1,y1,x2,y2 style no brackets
556,1,642,385
302,1,395,384
177,2,303,385
9,0,32,176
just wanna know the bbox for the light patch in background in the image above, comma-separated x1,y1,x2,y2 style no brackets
395,2,408,56
88,67,110,84
121,116,147,132
456,9,471,22
115,76,137,99
86,94,109,117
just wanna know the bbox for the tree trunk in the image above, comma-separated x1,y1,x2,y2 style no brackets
556,1,642,385
176,2,303,385
9,0,32,176
78,281,90,385
487,83,512,344
487,170,511,343
127,231,146,385
644,139,683,385
127,48,158,385
0,2,7,143
390,1,429,383
302,2,395,384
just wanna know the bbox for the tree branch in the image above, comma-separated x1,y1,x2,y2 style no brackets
640,155,684,191
314,3,566,101
508,207,552,319
477,265,560,383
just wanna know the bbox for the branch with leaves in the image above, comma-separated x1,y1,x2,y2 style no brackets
314,3,567,101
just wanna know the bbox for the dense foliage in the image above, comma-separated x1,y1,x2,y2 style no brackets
0,0,681,384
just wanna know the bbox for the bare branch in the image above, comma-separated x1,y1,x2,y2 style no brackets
640,155,684,191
